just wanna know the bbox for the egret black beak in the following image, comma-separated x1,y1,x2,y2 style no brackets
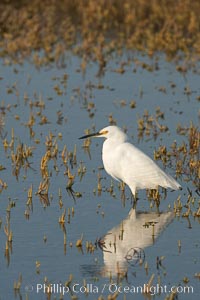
79,132,101,139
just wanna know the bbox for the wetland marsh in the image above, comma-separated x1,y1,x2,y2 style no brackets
0,1,200,299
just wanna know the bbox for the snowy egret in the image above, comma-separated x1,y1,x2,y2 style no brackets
79,126,181,199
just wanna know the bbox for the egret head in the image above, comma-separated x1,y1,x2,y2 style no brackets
79,126,128,141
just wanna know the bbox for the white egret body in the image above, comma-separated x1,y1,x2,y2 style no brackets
79,126,181,197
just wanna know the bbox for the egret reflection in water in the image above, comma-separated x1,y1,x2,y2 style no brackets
99,209,174,277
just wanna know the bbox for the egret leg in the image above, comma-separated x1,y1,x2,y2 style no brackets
131,191,138,209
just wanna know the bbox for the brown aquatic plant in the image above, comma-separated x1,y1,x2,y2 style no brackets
1,0,200,68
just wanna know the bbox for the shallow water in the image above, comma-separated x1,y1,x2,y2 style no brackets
0,54,199,299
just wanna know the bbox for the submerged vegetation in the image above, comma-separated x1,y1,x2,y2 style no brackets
0,0,200,67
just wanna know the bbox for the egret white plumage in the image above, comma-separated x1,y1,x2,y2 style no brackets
79,125,181,200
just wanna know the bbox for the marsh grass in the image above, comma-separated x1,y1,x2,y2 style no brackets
0,0,200,67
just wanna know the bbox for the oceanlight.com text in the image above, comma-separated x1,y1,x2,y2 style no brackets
24,282,194,296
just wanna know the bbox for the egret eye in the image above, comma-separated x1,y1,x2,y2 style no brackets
99,130,108,135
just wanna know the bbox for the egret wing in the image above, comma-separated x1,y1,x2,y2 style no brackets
113,142,179,190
